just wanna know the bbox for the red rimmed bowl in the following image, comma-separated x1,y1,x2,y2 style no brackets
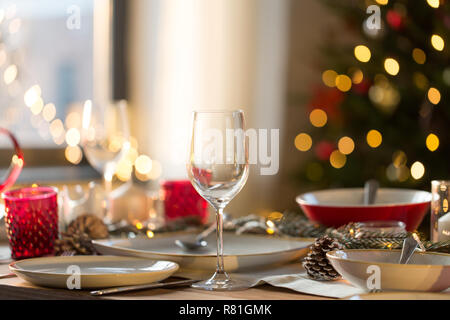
296,188,431,231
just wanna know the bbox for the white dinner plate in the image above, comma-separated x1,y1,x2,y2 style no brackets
9,255,179,289
93,233,312,272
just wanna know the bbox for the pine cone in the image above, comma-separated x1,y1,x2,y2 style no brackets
303,236,342,281
54,214,108,255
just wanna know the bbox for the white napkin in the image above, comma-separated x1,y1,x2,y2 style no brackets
176,262,365,299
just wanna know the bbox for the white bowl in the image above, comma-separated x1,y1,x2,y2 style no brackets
327,249,450,292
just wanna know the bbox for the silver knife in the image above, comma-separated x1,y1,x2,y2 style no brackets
90,279,198,296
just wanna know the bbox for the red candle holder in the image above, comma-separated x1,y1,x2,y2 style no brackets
161,180,208,224
3,187,58,259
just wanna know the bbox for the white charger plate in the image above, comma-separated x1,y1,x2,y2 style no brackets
93,233,312,272
9,255,179,289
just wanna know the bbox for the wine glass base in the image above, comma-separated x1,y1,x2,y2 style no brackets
191,272,250,291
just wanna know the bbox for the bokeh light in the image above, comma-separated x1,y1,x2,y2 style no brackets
322,70,338,87
338,136,355,155
295,133,312,152
24,85,41,107
116,159,133,182
411,161,425,180
3,64,17,84
329,150,346,169
65,112,81,129
366,130,382,148
412,48,426,64
427,87,441,105
135,155,152,175
309,109,327,127
65,146,82,165
426,133,439,151
65,128,81,147
376,0,388,4
43,103,56,122
431,34,444,51
354,45,371,62
50,119,64,138
350,68,363,84
30,98,44,115
384,58,400,76
335,74,352,92
392,150,407,168
427,0,439,8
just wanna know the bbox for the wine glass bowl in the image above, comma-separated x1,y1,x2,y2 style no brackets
187,110,249,291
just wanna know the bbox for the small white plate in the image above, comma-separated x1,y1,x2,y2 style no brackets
9,255,179,289
327,249,450,292
93,233,312,272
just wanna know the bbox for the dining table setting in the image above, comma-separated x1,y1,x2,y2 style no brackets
0,114,450,304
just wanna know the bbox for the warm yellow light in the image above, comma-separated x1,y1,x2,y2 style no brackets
135,155,153,175
411,161,425,180
351,69,363,84
384,58,400,76
148,160,162,180
24,85,41,107
427,87,441,105
335,75,352,92
136,222,143,230
413,72,428,90
65,128,81,146
146,230,154,238
392,150,407,168
329,150,347,169
30,98,44,115
354,45,371,63
338,136,355,155
412,48,426,64
427,0,440,8
65,146,82,165
309,109,328,127
426,133,439,151
431,34,445,51
268,211,283,221
375,0,388,4
42,103,56,122
116,159,133,182
3,64,17,84
322,70,338,87
50,119,64,138
108,135,124,153
366,130,382,148
65,112,81,129
295,133,312,152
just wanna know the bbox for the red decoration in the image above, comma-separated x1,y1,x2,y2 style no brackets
3,187,58,259
386,10,403,30
315,141,335,161
161,180,209,224
353,79,371,95
308,86,344,122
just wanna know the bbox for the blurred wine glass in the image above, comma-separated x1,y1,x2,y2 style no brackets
187,110,249,291
81,100,130,221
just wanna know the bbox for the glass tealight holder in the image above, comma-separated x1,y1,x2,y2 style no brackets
431,180,450,242
3,187,58,259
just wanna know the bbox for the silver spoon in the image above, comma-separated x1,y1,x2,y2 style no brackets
174,213,230,251
398,235,418,264
363,179,379,205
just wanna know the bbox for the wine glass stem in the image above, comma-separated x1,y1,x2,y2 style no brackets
215,207,227,276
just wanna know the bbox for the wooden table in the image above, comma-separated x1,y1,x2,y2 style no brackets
0,264,331,300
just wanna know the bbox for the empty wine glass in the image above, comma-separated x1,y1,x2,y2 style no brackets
81,100,130,222
187,110,249,291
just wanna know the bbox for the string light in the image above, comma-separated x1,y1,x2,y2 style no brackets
366,130,382,148
412,48,426,64
329,150,346,169
65,128,81,146
309,109,327,127
411,161,425,180
335,74,352,92
426,133,439,151
65,146,82,165
354,45,371,62
3,64,17,84
42,103,56,122
427,0,439,8
427,87,441,105
30,98,44,115
295,133,312,151
322,70,338,87
338,136,355,155
384,58,400,76
431,34,444,51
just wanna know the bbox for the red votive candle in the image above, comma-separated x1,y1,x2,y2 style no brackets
3,187,58,259
161,180,208,224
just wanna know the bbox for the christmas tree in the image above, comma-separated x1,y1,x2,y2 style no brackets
295,0,450,190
